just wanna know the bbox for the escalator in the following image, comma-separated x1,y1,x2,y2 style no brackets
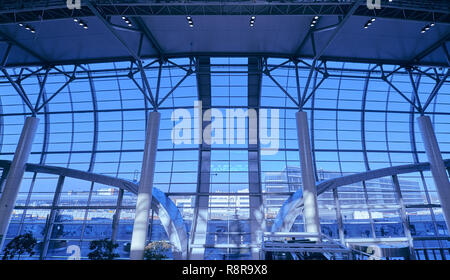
261,232,353,260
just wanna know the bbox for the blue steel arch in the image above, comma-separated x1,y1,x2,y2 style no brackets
272,159,450,233
0,160,188,259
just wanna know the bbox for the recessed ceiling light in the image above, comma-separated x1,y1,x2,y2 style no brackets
186,16,194,27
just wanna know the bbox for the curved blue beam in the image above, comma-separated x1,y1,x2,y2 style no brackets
272,159,450,232
0,160,188,259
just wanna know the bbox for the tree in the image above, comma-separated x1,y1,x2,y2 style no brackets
87,238,119,260
2,232,37,260
144,241,172,260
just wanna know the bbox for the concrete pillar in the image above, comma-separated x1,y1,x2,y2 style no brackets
130,111,160,260
0,116,39,246
417,115,450,230
295,111,321,239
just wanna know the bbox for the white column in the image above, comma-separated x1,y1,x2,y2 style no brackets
0,116,39,245
130,111,160,260
417,115,450,230
295,111,321,239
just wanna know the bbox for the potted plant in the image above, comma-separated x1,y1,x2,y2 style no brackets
144,240,172,260
87,238,119,260
2,232,37,260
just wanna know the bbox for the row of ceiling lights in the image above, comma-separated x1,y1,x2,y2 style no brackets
363,18,376,29
250,16,256,27
73,18,88,29
187,16,194,27
310,16,319,27
421,22,435,34
186,16,258,27
17,23,35,33
17,14,439,35
363,17,436,33
122,16,133,27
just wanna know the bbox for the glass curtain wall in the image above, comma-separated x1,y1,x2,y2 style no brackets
0,57,449,259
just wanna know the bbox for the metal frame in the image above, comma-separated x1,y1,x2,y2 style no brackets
272,159,450,230
0,160,188,259
0,1,448,24
0,55,449,260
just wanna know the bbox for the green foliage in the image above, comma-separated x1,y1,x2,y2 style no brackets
2,232,37,260
87,238,120,260
144,241,172,260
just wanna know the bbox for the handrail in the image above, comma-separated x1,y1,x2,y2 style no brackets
262,231,384,260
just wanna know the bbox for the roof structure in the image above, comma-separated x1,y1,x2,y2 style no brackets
0,0,448,67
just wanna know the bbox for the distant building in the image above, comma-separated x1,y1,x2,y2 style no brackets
264,166,424,219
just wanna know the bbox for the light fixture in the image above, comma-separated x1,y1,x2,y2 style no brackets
186,16,194,27
310,16,319,28
74,19,88,30
250,16,255,27
421,22,435,34
363,18,376,29
121,16,132,27
19,23,37,34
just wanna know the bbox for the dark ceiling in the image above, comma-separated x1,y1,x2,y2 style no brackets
0,0,448,67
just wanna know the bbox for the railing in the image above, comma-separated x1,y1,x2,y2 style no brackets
261,232,391,260
261,232,352,260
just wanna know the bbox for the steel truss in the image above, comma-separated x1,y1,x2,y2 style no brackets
0,1,449,24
